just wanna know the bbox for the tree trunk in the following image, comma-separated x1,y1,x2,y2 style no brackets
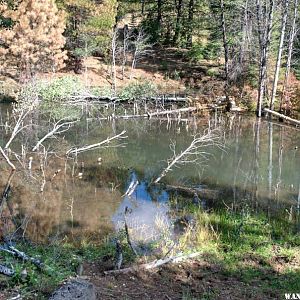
256,0,274,118
141,0,145,15
157,0,162,26
220,0,230,110
173,0,184,46
269,0,289,111
111,27,117,95
186,0,194,48
280,0,298,114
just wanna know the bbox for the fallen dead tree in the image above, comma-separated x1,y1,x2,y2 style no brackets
0,146,16,216
104,251,202,275
264,108,300,126
66,130,127,155
0,244,44,270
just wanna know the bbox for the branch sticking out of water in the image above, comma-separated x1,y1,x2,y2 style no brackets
66,130,127,156
124,207,138,256
154,129,223,184
122,179,139,197
32,119,77,151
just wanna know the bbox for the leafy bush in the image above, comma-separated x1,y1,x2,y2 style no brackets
118,81,158,100
36,76,84,102
20,76,85,120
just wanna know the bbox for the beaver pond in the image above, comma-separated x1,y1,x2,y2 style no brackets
0,105,299,244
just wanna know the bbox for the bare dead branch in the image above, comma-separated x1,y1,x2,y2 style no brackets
66,130,127,156
154,129,222,183
104,251,202,275
32,120,76,151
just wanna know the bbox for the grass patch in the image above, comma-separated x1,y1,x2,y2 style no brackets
0,232,135,299
1,200,300,298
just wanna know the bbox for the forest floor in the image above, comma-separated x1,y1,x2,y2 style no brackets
1,47,234,105
82,253,299,300
2,47,300,112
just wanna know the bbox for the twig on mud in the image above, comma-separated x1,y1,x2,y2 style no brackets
66,130,127,155
104,251,202,275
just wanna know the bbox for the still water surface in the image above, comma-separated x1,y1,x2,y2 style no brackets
0,107,299,242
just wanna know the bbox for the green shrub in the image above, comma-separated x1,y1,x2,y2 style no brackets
207,67,220,77
20,76,85,120
118,81,158,100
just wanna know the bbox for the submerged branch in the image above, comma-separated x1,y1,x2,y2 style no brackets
154,129,222,183
5,109,30,150
66,130,127,155
32,120,76,151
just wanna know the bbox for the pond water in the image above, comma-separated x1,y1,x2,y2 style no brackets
0,105,299,243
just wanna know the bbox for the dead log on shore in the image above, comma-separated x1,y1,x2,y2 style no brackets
264,108,300,126
154,183,218,200
0,244,44,270
104,252,202,275
0,264,14,276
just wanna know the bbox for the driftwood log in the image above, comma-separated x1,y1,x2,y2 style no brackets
148,107,196,118
264,108,300,126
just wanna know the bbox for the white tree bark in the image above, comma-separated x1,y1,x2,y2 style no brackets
280,0,298,113
270,0,290,110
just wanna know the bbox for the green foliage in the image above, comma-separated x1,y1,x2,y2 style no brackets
20,76,84,120
118,81,158,100
187,42,221,62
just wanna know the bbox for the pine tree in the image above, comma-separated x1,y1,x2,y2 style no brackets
0,0,67,79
